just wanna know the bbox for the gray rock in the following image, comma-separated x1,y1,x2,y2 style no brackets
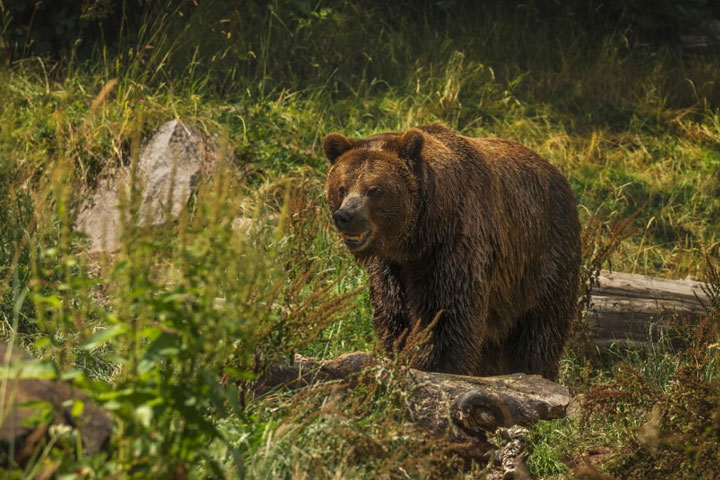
0,342,112,458
137,120,205,227
75,174,126,253
76,120,229,252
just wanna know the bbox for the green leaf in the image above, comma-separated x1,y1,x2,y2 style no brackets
59,368,82,380
32,337,51,350
135,404,153,427
137,333,182,374
1,359,57,379
223,366,255,381
33,294,62,307
71,399,85,417
80,324,127,350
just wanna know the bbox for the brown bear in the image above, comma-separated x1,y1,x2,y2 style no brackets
323,124,580,380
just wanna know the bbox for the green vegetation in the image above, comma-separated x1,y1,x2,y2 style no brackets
1,1,720,478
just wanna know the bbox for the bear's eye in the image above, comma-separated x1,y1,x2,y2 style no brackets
367,187,383,198
338,186,347,198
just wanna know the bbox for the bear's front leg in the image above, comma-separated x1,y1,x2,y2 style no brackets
397,249,491,376
367,259,411,353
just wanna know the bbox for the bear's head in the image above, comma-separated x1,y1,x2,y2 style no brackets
322,129,424,261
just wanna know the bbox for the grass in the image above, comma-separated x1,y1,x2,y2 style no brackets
1,0,720,478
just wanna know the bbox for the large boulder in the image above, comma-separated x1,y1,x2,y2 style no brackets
76,120,230,252
0,342,112,459
74,174,125,252
136,120,207,226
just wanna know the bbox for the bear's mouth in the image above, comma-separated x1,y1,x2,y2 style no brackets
341,230,371,250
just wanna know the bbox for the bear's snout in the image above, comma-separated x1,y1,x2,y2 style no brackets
332,195,368,234
332,209,353,229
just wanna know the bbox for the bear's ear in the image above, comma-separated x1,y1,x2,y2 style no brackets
323,133,354,165
399,129,424,161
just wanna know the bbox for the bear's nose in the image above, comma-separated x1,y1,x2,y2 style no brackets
333,209,352,229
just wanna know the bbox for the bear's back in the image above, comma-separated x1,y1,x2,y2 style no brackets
419,128,580,321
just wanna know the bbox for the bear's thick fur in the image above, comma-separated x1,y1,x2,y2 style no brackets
323,124,580,380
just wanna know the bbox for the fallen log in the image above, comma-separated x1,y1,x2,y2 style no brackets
585,270,710,349
254,352,570,459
